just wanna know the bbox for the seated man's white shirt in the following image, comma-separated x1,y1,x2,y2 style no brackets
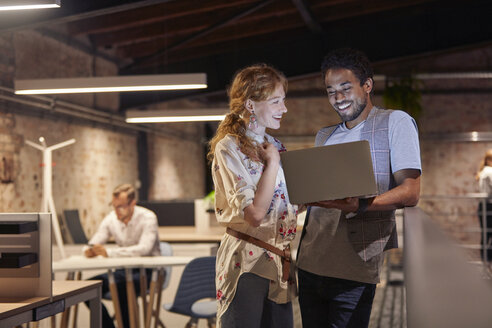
87,205,160,257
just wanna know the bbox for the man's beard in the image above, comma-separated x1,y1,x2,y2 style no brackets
336,100,366,122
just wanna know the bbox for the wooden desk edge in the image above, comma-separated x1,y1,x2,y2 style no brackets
52,280,102,300
0,281,102,321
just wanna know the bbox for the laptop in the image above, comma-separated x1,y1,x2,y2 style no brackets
280,140,377,204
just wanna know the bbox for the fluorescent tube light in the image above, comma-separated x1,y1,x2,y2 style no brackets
127,115,226,123
0,0,60,10
14,73,207,94
126,109,227,123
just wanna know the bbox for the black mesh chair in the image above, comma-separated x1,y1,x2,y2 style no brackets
63,209,88,244
163,256,217,328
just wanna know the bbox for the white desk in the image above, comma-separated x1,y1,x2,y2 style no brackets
0,280,101,328
158,226,225,243
53,255,194,328
53,255,193,272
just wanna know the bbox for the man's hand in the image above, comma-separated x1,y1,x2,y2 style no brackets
297,204,308,213
84,247,96,258
307,197,359,212
84,244,108,258
306,169,421,214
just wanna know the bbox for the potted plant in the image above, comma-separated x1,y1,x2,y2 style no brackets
382,75,423,121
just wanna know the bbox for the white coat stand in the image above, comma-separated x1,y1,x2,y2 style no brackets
26,137,76,259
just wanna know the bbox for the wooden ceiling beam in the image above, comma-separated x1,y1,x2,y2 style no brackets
115,0,440,63
132,28,309,68
313,0,442,23
118,0,492,106
67,0,258,35
122,0,277,71
114,1,300,59
116,8,304,60
174,13,305,48
291,0,324,34
90,0,298,48
175,0,442,48
90,6,245,48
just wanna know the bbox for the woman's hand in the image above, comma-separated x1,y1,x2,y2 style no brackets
243,142,280,228
259,142,280,167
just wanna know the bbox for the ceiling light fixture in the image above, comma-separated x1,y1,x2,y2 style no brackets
0,0,60,10
14,73,207,94
126,109,227,123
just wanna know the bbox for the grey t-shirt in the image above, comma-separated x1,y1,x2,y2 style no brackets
297,110,421,284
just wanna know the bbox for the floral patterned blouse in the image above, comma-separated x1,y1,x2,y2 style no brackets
212,130,298,322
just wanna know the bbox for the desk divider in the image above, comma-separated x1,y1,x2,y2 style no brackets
0,213,52,299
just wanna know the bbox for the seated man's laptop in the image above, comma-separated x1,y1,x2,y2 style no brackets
280,140,377,204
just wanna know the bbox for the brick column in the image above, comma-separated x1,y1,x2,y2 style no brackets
0,32,23,210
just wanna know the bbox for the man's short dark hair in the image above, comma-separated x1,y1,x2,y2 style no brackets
321,48,374,87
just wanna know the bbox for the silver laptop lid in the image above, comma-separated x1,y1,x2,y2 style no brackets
280,140,377,204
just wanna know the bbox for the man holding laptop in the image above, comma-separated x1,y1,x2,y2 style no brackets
295,48,421,327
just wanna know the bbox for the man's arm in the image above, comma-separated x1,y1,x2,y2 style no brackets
309,169,421,212
83,215,112,257
108,216,158,257
370,169,420,210
85,244,108,257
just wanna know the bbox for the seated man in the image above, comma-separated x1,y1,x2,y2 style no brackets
83,183,160,328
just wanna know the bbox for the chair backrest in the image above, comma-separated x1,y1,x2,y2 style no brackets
63,209,88,244
167,256,216,316
159,241,173,289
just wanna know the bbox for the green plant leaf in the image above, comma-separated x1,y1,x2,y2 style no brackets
382,76,422,120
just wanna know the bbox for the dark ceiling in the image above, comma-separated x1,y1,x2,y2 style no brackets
1,0,492,110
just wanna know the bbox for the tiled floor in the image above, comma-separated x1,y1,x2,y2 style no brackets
369,251,406,328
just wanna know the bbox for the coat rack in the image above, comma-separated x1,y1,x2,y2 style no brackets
26,137,75,259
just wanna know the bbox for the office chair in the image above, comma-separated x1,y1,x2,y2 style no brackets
159,242,173,289
163,256,217,328
146,241,174,328
60,209,88,327
63,209,88,244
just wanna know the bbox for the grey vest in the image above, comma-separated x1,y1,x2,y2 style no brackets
310,106,397,261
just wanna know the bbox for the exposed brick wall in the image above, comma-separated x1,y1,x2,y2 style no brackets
0,33,14,88
147,133,205,200
416,91,492,255
2,110,205,238
0,109,23,211
13,30,119,112
15,115,139,238
0,30,131,238
138,98,207,200
0,32,22,212
0,30,207,240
